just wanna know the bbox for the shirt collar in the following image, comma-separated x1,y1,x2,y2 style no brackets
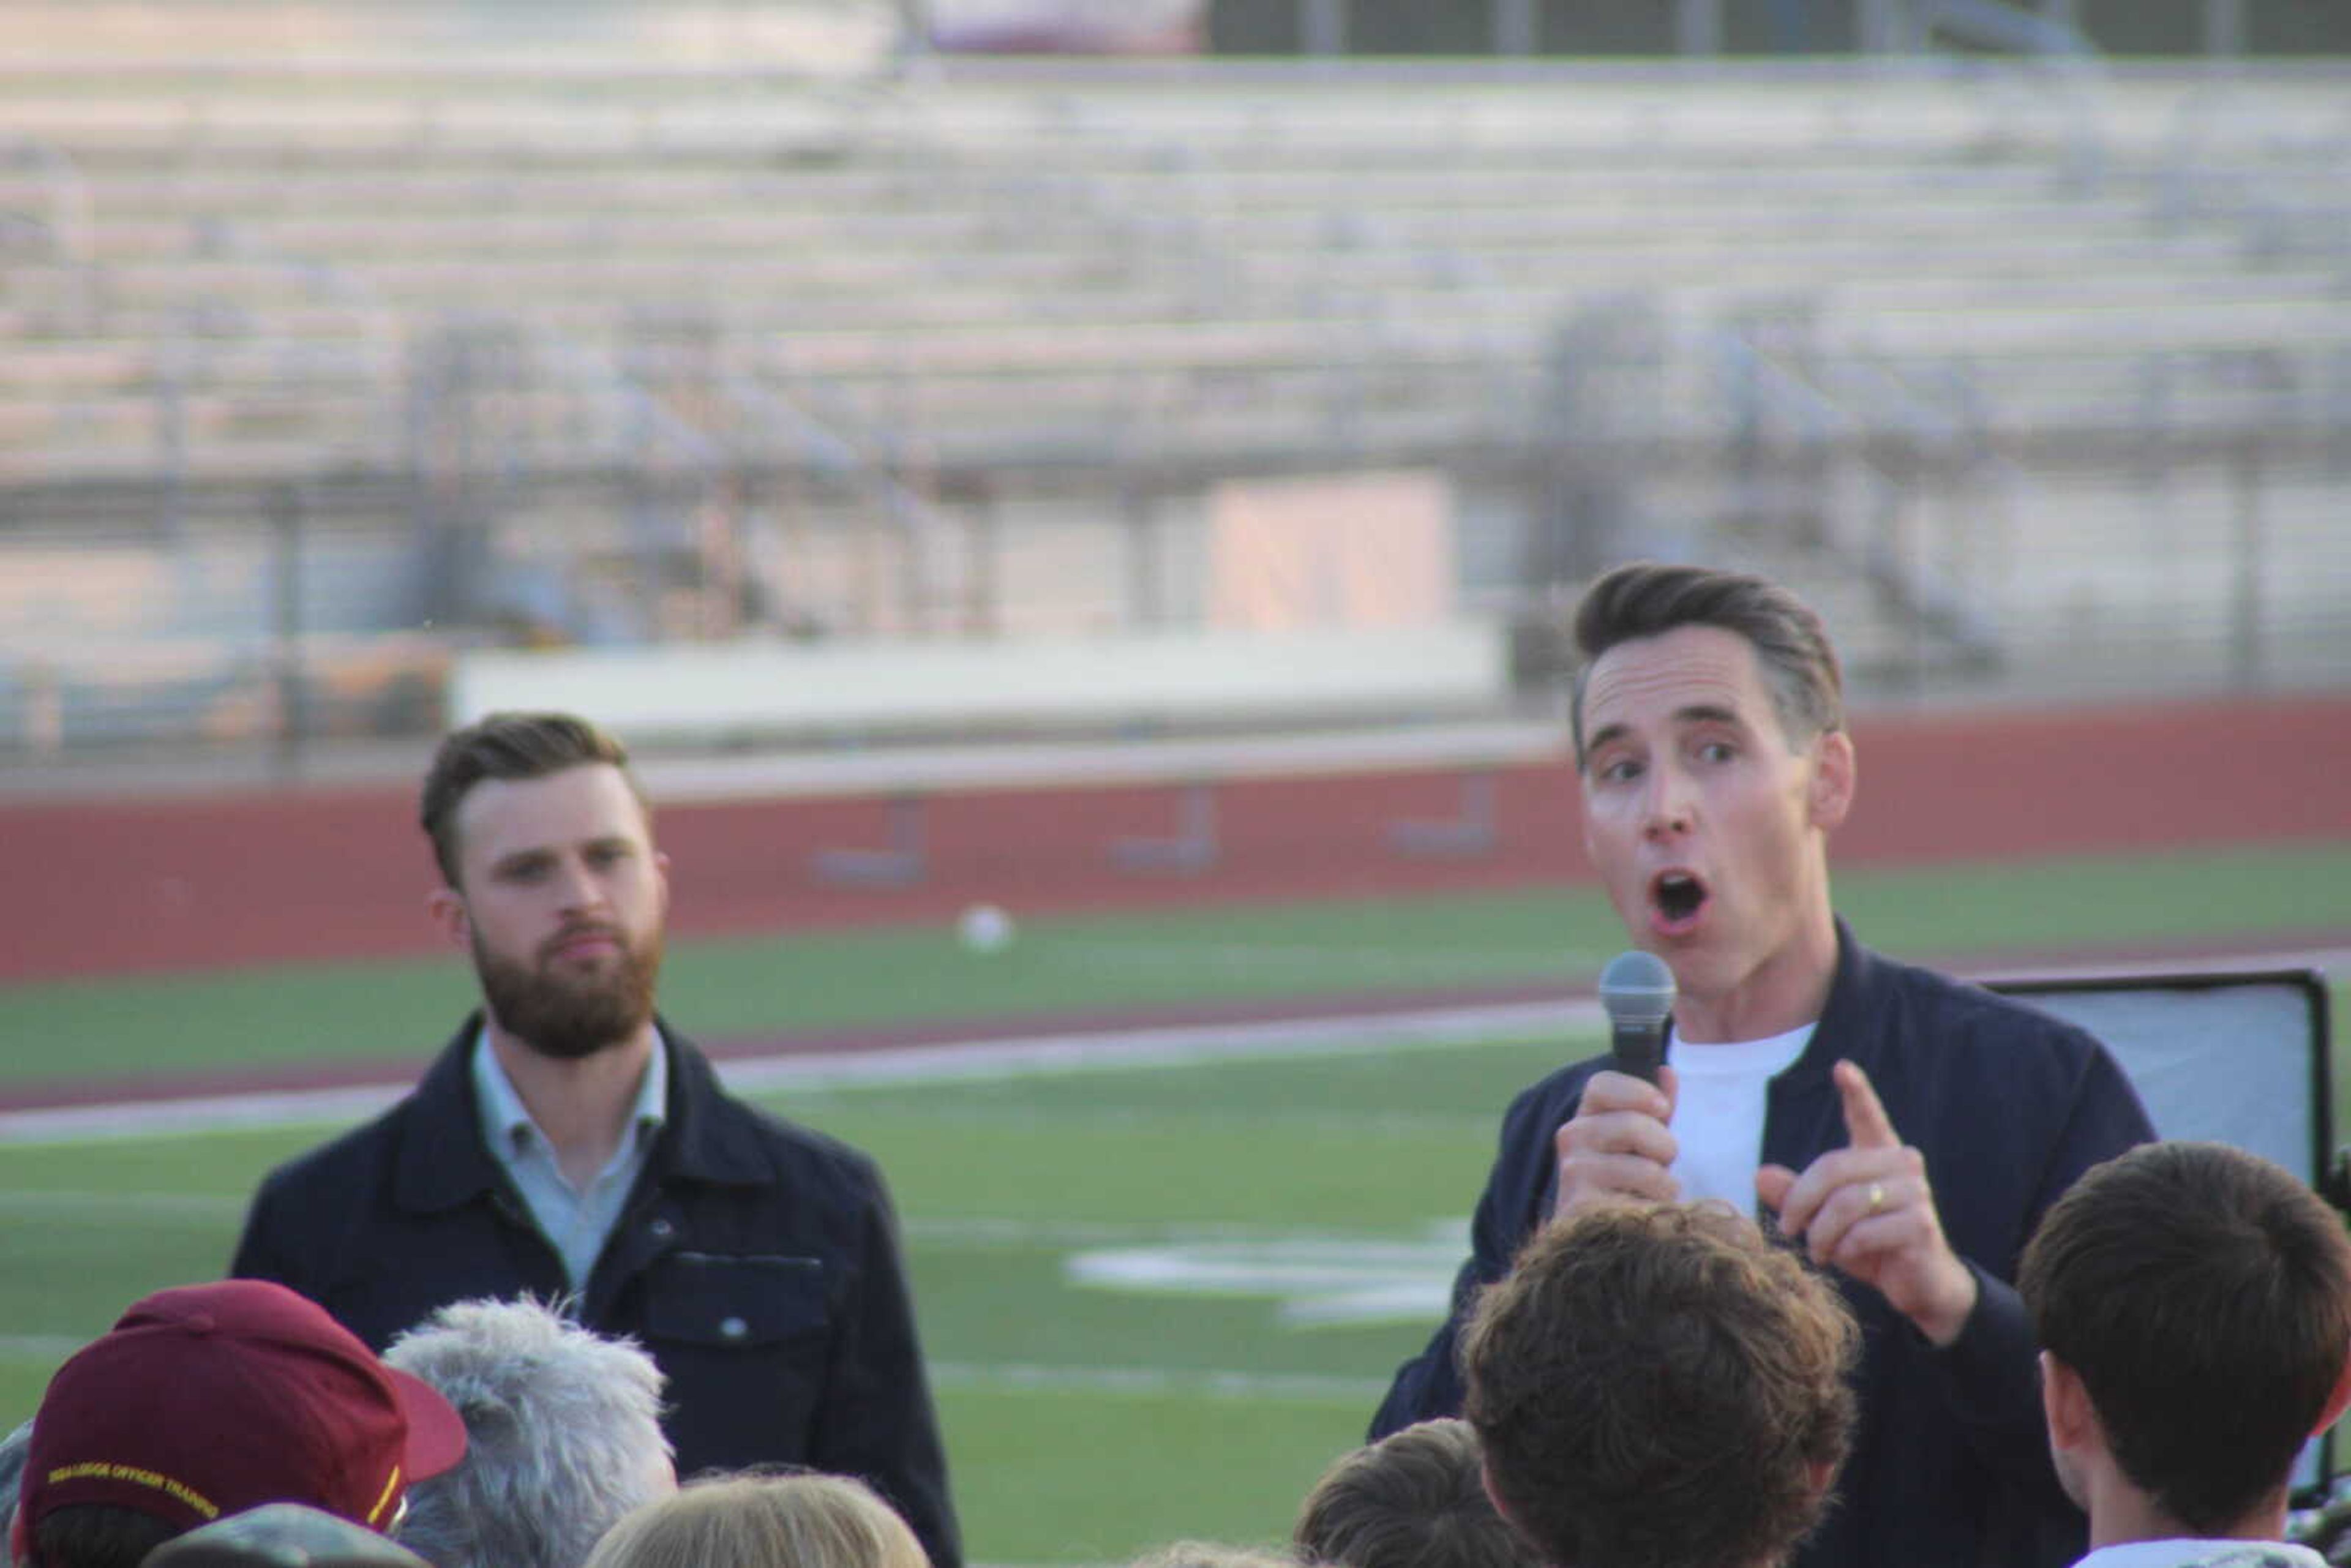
470,1026,669,1153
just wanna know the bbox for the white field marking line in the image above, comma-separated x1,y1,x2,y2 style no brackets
720,1000,1592,1097
0,1198,1376,1243
1044,938,1607,982
2,940,2339,1150
0,1346,1392,1405
0,998,1600,1147
900,1217,1432,1248
812,1106,1501,1138
926,1360,1388,1403
0,1190,244,1218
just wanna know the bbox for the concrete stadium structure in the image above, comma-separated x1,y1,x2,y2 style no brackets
1,4,2345,752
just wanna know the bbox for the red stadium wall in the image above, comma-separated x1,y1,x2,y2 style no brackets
6,694,2349,984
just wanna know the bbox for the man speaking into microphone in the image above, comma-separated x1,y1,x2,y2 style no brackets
1371,563,2154,1568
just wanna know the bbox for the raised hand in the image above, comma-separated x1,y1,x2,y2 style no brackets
1755,1059,1978,1345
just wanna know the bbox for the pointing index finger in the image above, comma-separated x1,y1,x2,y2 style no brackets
1834,1059,1900,1150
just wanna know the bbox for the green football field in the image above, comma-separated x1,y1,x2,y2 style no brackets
1,840,2345,1563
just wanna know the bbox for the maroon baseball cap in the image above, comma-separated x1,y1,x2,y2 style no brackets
16,1281,466,1548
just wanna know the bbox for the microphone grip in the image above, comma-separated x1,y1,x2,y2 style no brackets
1611,1018,1669,1085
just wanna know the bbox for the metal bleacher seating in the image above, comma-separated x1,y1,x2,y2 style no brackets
1,20,2346,749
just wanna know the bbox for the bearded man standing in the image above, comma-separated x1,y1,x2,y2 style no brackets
231,713,960,1568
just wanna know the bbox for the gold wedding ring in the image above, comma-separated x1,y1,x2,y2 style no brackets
1865,1182,1888,1215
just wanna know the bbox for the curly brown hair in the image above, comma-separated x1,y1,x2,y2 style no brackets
1462,1202,1858,1568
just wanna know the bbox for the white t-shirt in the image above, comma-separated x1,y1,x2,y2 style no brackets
1669,1024,1813,1210
2071,1541,2325,1568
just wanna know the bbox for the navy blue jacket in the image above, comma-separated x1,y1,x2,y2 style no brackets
1372,922,2154,1568
231,1020,961,1568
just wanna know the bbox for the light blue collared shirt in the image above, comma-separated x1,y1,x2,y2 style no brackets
472,1029,669,1294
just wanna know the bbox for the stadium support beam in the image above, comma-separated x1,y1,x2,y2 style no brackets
1676,0,1725,54
1302,0,1346,57
1493,0,1537,56
2204,0,2245,57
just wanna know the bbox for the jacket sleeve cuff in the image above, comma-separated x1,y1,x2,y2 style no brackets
1927,1256,2053,1449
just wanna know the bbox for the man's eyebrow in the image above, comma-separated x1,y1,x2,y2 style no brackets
1584,721,1630,754
1673,703,1745,728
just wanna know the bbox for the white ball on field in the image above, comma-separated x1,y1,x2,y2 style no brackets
957,903,1016,954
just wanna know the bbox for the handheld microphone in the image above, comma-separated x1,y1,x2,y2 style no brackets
1599,950,1676,1085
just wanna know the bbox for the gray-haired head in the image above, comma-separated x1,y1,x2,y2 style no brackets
0,1417,32,1539
141,1504,436,1568
383,1298,675,1568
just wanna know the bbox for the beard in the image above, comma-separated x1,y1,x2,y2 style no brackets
472,923,664,1062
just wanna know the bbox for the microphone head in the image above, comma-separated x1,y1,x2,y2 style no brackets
1598,949,1676,1027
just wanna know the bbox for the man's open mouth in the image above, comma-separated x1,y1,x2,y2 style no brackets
1651,871,1709,929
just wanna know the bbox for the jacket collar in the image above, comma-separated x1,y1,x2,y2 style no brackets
394,1013,773,1214
1775,917,1875,1089
1755,918,1877,1198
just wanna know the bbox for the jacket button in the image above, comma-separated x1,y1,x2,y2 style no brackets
648,1218,675,1240
719,1316,749,1341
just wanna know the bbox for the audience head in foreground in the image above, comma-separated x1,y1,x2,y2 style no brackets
142,1504,436,1568
12,1280,464,1568
382,1297,675,1568
1130,1546,1299,1568
1,1419,34,1541
1295,1419,1541,1568
1463,1202,1858,1568
2020,1140,2351,1563
582,1471,927,1568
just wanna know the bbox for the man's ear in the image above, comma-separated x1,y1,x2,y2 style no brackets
2314,1344,2351,1437
427,885,470,949
1808,729,1856,832
1479,1454,1517,1531
2042,1351,2096,1454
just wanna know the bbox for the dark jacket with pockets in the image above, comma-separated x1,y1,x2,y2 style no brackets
231,1018,960,1568
1371,921,2154,1568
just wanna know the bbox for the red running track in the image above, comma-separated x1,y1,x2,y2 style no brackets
4,695,2348,985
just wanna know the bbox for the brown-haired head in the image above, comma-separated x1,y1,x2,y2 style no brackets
1294,1419,1542,1568
420,713,639,888
1463,1201,1857,1568
1569,563,1843,766
2020,1140,2351,1536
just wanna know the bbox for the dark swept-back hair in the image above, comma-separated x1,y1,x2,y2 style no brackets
1463,1202,1857,1568
1569,562,1844,765
419,712,640,888
2020,1140,2351,1536
1294,1419,1543,1568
